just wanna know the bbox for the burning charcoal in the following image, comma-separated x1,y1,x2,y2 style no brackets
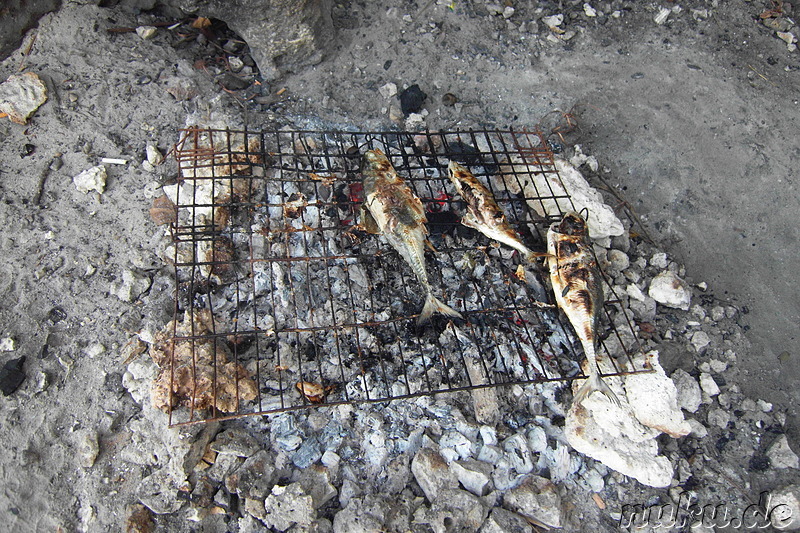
292,435,322,469
0,356,25,395
399,84,427,116
20,143,35,157
283,192,308,219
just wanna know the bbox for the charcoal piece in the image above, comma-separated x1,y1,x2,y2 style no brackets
444,141,497,174
399,84,427,116
0,356,26,396
48,306,67,323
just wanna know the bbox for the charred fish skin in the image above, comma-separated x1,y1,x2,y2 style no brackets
361,149,463,325
547,211,620,406
447,161,538,263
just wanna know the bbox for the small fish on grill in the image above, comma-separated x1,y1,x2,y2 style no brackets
361,149,463,325
447,161,538,263
547,211,620,406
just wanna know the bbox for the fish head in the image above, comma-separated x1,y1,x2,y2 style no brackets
362,148,389,169
554,211,589,237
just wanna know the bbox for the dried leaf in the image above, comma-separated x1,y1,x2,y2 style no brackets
296,381,334,403
191,16,212,29
149,195,176,225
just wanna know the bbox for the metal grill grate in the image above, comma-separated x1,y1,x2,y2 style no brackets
165,127,650,426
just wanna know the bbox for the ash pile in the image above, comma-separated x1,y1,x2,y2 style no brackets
120,129,800,532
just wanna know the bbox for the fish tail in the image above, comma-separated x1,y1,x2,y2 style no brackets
418,293,464,325
574,371,621,407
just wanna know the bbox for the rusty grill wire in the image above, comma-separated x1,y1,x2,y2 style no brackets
166,127,650,426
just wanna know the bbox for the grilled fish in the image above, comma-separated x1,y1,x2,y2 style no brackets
547,211,620,406
447,161,538,262
361,149,463,325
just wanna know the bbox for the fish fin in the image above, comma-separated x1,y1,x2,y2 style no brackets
460,211,479,230
424,239,438,253
360,205,381,234
418,293,464,325
574,372,621,407
523,251,552,263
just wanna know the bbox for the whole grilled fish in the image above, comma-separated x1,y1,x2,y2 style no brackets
547,211,620,406
447,161,538,262
361,149,463,325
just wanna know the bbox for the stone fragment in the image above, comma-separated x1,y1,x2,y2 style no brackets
114,269,152,303
565,395,672,487
73,165,107,194
378,82,397,98
606,249,630,274
411,448,458,502
477,444,502,464
502,475,562,529
0,72,47,124
225,450,276,499
136,26,157,39
297,465,338,509
707,408,730,429
671,369,701,413
137,469,186,514
263,483,316,531
146,144,164,166
321,450,340,468
0,337,16,351
294,435,323,468
526,426,547,453
450,459,492,496
648,271,692,310
686,418,708,438
583,3,597,17
183,0,335,81
624,351,690,437
426,488,489,532
691,331,711,353
211,427,261,457
479,507,533,533
78,430,100,468
699,372,720,397
770,485,800,530
768,435,800,470
542,14,564,28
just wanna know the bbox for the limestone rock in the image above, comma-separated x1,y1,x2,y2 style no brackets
450,459,492,496
225,450,277,499
0,72,47,124
297,465,338,509
699,372,720,397
114,269,152,303
423,488,489,533
210,427,261,457
565,394,673,488
648,271,692,310
499,157,624,240
333,495,410,533
768,435,800,470
137,469,186,514
411,448,458,502
178,0,335,81
73,165,107,194
262,483,316,531
624,351,690,437
671,369,702,413
502,475,562,529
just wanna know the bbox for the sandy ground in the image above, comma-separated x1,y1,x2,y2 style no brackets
0,0,798,530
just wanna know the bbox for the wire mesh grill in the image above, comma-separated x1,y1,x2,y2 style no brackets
165,127,650,426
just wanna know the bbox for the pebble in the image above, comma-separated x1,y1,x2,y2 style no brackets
262,483,316,531
228,56,244,72
710,306,725,321
707,408,730,429
378,82,397,99
73,165,107,194
114,269,152,303
671,369,701,413
145,144,163,166
542,14,564,28
78,431,100,468
699,373,720,397
758,399,773,412
649,271,692,310
502,6,515,19
606,249,629,274
136,26,157,40
650,252,668,269
709,359,727,373
584,3,597,17
84,343,106,358
690,331,711,353
0,337,16,351
449,459,492,496
768,435,800,469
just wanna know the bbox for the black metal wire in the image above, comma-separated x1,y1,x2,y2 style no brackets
167,127,653,426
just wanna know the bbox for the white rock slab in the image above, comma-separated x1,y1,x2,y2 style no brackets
624,351,690,437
